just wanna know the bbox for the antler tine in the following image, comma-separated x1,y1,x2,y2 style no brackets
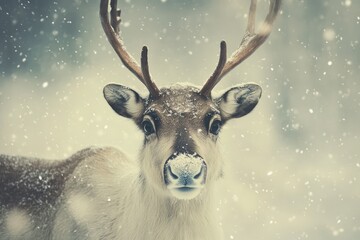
199,41,227,97
141,46,160,97
247,0,257,34
200,0,281,96
110,0,120,33
100,0,160,98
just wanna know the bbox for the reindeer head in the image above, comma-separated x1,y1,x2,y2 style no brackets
100,0,281,200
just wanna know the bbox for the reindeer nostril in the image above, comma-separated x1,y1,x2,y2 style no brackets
193,168,202,179
167,165,179,180
194,163,206,180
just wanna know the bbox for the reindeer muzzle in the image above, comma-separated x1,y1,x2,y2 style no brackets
164,153,207,200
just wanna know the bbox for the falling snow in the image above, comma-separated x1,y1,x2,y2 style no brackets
0,0,359,239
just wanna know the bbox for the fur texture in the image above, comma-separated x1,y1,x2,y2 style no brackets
0,147,223,240
0,84,261,239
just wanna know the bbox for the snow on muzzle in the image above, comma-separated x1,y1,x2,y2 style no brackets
164,153,207,200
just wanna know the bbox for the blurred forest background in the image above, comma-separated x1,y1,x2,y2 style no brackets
0,0,359,239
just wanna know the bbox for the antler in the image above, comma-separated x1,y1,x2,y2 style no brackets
200,0,281,97
100,0,160,98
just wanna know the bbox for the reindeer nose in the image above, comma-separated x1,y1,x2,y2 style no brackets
164,153,207,187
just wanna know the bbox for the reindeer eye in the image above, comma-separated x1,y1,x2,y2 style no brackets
209,120,222,135
142,120,155,135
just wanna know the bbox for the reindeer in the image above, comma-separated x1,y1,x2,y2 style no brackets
0,0,281,239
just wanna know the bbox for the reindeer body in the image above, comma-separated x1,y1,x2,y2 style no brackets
0,0,281,239
0,146,222,240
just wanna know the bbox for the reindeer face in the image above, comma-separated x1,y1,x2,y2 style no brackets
100,0,280,200
104,83,262,200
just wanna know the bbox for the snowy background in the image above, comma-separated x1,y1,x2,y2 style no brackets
1,0,359,239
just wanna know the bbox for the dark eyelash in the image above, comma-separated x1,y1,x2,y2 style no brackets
204,112,221,132
145,111,161,130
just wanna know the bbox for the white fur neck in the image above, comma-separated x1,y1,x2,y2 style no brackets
113,167,223,240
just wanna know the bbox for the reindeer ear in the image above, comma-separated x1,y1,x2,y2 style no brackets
215,83,262,121
103,84,145,119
